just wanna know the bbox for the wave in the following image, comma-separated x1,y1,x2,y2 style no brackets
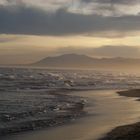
0,68,140,91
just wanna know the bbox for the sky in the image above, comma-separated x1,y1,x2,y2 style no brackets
0,0,140,64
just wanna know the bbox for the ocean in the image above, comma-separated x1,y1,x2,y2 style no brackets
1,67,140,139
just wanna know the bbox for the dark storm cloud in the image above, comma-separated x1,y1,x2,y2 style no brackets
0,5,140,36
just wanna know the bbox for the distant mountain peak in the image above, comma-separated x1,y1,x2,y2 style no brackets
52,53,90,58
32,53,140,69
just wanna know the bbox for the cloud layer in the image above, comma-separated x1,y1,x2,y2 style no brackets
0,0,140,36
0,5,140,36
82,0,139,5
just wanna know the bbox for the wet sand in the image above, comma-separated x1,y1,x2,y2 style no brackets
2,90,140,140
101,89,140,140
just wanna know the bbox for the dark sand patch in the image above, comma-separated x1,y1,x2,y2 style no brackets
117,89,140,101
101,122,140,140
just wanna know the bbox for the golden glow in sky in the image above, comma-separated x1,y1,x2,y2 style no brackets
0,34,140,64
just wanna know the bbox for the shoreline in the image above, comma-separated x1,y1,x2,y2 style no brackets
1,89,140,140
1,88,140,139
0,90,86,137
101,89,140,140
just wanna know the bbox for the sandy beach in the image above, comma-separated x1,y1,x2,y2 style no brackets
101,89,140,140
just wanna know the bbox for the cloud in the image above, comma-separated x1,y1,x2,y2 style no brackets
0,5,140,37
0,0,140,16
91,46,140,58
0,34,22,43
81,0,139,5
80,0,140,16
0,0,71,12
54,46,140,58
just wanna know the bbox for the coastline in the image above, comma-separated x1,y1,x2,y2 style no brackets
2,89,140,140
0,90,86,137
101,89,140,140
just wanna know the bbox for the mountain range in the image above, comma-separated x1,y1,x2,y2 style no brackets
33,54,140,70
